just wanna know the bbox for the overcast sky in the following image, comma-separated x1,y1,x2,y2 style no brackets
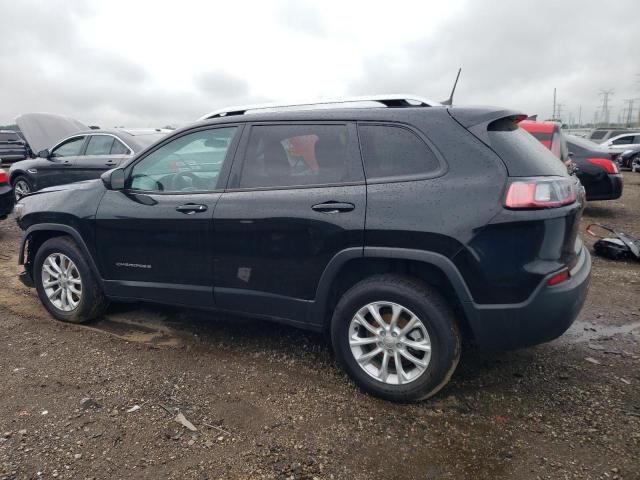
1,0,639,128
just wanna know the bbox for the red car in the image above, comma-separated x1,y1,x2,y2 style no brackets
520,120,622,201
0,170,15,220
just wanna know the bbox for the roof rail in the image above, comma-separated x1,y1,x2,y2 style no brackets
198,94,441,120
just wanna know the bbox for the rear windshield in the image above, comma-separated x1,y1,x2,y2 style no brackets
588,130,607,140
485,119,567,177
0,132,20,142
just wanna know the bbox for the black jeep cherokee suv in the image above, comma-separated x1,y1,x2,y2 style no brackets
14,98,591,402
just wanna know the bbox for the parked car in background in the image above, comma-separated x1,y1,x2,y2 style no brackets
14,96,591,402
565,135,623,200
520,121,622,201
619,146,640,172
0,130,29,164
10,113,169,201
0,170,14,220
519,120,572,163
587,128,639,144
600,132,640,151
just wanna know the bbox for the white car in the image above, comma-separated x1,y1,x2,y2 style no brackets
601,132,640,150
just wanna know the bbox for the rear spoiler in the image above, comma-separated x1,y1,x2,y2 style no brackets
447,106,527,144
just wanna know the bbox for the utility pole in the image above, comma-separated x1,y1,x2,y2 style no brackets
552,88,557,120
599,89,614,126
556,103,564,123
578,105,582,127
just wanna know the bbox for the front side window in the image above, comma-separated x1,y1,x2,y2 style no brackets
358,124,440,180
85,135,115,156
239,124,354,188
52,136,85,157
129,127,237,193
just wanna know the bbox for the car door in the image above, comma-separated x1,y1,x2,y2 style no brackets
36,135,86,189
94,125,241,307
212,122,366,325
75,134,132,181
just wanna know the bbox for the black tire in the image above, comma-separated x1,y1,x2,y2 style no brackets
33,236,108,323
331,274,461,402
12,175,33,202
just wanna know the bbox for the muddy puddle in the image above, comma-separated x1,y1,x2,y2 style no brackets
562,318,640,343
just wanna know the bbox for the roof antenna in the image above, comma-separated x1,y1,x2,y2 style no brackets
441,67,462,106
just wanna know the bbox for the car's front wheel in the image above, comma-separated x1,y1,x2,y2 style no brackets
34,236,108,323
12,175,32,201
331,275,461,402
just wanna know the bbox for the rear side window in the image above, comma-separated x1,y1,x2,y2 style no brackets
358,124,440,180
239,124,359,188
85,135,114,156
611,135,634,145
589,130,606,140
486,119,567,176
110,139,130,155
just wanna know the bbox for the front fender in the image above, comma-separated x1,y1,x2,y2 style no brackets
19,223,103,287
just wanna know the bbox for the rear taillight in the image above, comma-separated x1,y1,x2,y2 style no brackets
547,269,569,286
504,177,578,209
588,157,619,174
0,171,8,185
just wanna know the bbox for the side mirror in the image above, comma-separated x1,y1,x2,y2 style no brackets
37,149,51,159
100,168,125,190
568,151,574,158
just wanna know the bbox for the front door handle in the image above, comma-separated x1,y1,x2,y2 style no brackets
176,203,208,214
105,161,117,167
311,201,355,213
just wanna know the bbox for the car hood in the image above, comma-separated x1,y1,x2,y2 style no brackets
16,113,88,154
29,179,103,197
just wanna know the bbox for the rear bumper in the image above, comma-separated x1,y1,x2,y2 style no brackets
465,245,591,350
0,185,14,219
585,173,623,201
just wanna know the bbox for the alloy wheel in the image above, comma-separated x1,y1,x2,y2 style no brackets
14,180,31,201
349,301,432,385
41,253,82,312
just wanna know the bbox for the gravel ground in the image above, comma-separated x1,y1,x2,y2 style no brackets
0,172,639,480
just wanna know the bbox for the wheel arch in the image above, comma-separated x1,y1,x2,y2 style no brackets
20,224,103,287
311,247,477,339
9,169,30,185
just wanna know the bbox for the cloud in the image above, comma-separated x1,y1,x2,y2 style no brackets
347,0,640,121
1,0,639,127
274,0,327,36
195,71,250,99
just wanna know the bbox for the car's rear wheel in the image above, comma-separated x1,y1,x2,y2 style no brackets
331,274,461,402
12,175,32,201
34,236,108,323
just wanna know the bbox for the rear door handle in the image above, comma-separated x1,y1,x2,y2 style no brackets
105,161,117,167
311,201,355,213
176,204,208,214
